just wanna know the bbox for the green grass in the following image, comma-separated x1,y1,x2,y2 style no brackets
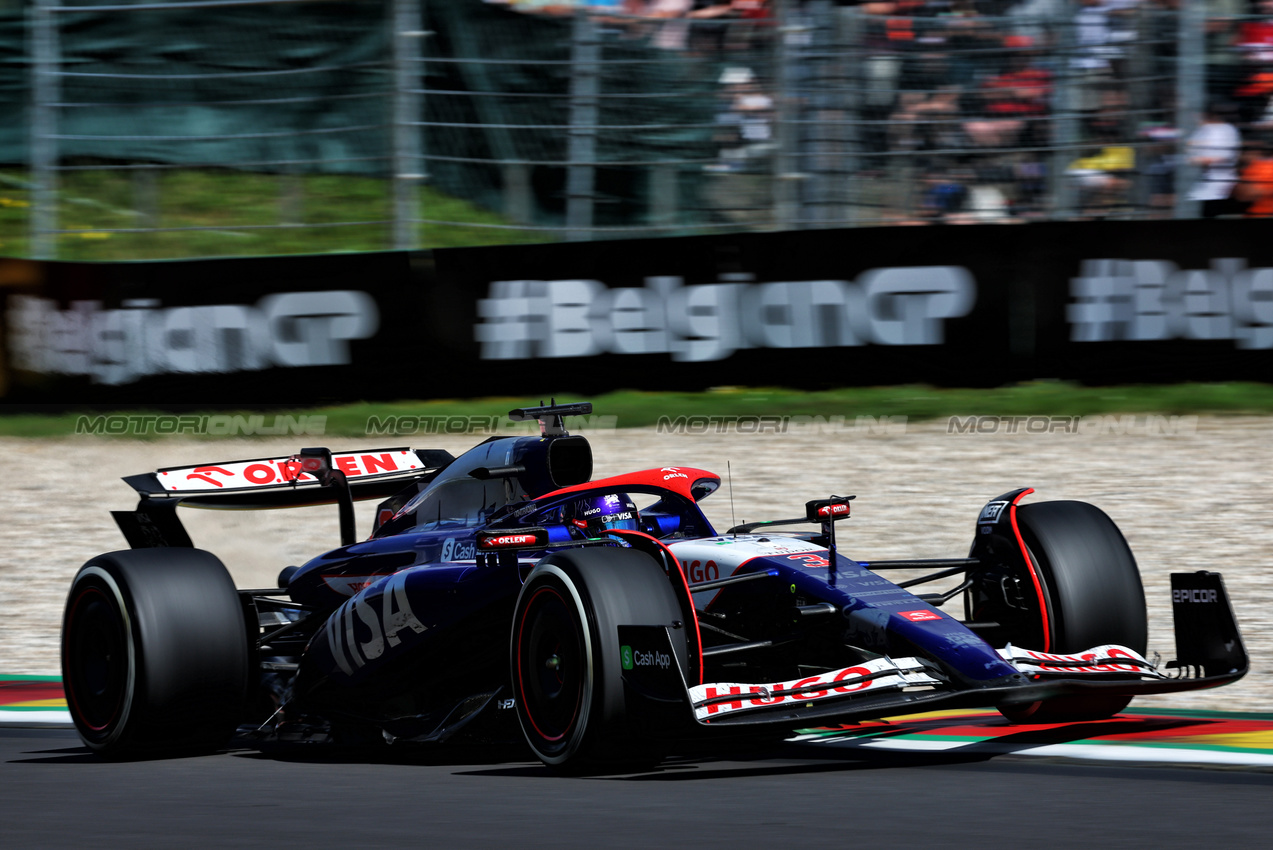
0,167,550,260
5,382,1273,439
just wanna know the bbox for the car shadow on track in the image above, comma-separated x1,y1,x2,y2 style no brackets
9,717,1207,776
457,717,1209,781
8,745,101,765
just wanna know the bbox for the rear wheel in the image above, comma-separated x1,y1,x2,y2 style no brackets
997,500,1147,723
62,548,250,758
511,546,687,771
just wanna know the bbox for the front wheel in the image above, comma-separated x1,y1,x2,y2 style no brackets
511,546,687,771
62,548,250,758
996,500,1148,723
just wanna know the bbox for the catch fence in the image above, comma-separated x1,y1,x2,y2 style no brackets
9,2,1269,258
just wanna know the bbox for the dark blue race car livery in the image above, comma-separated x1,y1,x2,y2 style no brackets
62,402,1248,768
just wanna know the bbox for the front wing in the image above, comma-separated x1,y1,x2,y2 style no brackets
620,571,1247,731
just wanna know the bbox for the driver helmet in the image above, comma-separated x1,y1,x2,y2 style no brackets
568,492,640,537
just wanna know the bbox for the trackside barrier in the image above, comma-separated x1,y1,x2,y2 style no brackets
2,218,1273,402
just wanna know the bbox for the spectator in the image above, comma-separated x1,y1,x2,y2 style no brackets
919,166,970,221
1008,0,1068,46
1205,0,1246,100
890,85,964,151
1069,0,1141,114
982,35,1052,119
966,34,1052,148
1140,124,1180,216
1235,0,1273,65
1067,143,1135,216
1233,0,1273,120
1187,102,1243,216
642,0,694,50
706,66,775,171
1235,137,1273,216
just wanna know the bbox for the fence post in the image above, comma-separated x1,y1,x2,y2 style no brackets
134,167,159,229
837,7,864,227
1128,4,1152,214
1049,2,1078,220
566,9,599,242
649,164,677,232
1174,3,1204,219
773,0,799,230
30,0,59,259
393,0,423,250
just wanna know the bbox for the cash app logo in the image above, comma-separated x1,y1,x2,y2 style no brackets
621,645,633,670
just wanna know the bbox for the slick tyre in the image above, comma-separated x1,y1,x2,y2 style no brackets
998,500,1148,724
511,546,686,771
62,548,250,758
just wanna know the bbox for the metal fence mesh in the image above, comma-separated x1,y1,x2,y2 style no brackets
9,2,1273,259
25,0,396,258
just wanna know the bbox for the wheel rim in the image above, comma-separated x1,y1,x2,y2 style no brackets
516,585,585,749
64,583,129,735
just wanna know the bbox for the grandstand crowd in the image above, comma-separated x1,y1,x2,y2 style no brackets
483,0,1273,223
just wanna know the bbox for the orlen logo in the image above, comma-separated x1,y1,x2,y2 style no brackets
662,467,689,481
1174,588,1218,604
488,534,536,547
163,450,416,491
298,456,326,474
818,503,850,518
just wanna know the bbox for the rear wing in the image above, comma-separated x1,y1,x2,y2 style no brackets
124,447,454,508
114,446,455,550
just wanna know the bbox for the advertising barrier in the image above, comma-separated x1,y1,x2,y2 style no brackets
2,219,1272,402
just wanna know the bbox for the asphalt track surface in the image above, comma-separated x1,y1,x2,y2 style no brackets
4,727,1271,849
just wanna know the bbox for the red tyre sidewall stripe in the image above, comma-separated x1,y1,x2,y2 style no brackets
515,585,578,744
1007,488,1051,653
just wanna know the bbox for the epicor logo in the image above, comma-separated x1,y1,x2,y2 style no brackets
1173,588,1219,604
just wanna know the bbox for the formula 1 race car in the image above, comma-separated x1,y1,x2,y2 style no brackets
62,402,1248,768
